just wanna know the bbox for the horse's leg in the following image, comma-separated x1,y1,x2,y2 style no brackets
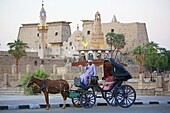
61,92,67,109
43,91,50,110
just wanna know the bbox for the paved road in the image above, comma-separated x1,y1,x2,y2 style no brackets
0,105,170,113
0,95,170,110
0,95,170,105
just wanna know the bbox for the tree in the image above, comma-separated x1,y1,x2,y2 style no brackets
7,38,29,75
106,32,126,59
145,50,159,72
164,50,170,70
132,45,146,73
106,32,116,58
114,34,126,59
144,42,168,72
145,41,158,50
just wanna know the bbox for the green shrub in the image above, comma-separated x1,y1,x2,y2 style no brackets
20,69,49,95
19,72,35,95
34,69,49,79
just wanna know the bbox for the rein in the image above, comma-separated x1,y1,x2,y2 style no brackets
39,79,46,91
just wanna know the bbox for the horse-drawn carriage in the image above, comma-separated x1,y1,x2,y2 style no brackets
27,58,136,109
67,58,136,108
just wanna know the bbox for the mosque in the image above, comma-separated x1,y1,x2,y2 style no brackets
18,1,149,62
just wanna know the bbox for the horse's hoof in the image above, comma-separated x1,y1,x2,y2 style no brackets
46,108,49,110
62,106,66,109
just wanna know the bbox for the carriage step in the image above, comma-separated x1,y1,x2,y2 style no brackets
96,96,102,98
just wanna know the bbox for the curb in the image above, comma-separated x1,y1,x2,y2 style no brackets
0,101,170,110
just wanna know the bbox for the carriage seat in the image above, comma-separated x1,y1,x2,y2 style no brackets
74,77,90,89
74,76,99,89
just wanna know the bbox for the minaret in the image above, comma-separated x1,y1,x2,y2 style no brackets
111,15,118,22
38,0,48,59
91,11,104,49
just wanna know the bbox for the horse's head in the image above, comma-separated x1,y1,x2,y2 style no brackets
26,75,35,87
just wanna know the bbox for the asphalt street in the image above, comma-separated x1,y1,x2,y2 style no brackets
0,105,170,113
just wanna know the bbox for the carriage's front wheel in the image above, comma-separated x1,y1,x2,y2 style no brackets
80,91,96,108
115,85,136,108
72,98,82,107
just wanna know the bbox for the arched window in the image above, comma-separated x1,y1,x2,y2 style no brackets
34,61,37,66
97,53,102,59
80,53,86,61
87,31,90,35
104,53,109,59
88,53,93,60
41,60,45,65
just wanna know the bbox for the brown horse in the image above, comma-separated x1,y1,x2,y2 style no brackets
27,75,69,110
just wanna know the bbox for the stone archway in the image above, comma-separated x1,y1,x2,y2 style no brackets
97,53,102,59
88,53,93,60
80,53,86,61
104,53,109,59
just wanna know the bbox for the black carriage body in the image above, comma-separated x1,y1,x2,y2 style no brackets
104,58,132,81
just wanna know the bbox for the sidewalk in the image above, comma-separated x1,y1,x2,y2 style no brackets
0,94,170,110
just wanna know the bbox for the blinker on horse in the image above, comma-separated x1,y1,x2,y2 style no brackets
27,75,69,110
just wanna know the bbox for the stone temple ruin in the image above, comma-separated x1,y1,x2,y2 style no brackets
0,2,170,96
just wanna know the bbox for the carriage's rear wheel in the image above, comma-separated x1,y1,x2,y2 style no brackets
115,85,136,108
72,98,82,107
80,91,96,108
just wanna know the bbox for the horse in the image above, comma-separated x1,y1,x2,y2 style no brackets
27,75,69,110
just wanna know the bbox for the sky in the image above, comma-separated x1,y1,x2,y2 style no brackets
0,0,170,50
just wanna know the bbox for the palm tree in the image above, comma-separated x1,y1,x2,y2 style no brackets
132,45,146,73
106,32,116,58
7,38,29,75
145,41,158,50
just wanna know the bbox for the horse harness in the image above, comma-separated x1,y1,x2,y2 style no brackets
38,79,66,93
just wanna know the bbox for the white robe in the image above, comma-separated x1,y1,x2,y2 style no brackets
80,64,97,85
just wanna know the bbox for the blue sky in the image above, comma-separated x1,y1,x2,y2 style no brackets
0,0,170,50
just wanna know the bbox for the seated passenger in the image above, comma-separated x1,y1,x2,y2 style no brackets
103,60,114,90
104,60,115,82
80,60,97,85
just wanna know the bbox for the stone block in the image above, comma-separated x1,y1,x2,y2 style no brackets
138,73,144,89
155,88,163,92
156,76,163,88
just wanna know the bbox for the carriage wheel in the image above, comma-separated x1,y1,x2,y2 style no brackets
80,91,96,108
72,98,82,108
105,89,117,107
115,85,136,108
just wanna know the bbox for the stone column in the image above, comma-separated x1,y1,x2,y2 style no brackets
168,75,170,91
40,64,44,71
26,64,30,73
12,64,16,76
57,67,67,79
156,76,163,88
52,64,57,75
18,73,22,80
100,65,103,80
79,65,84,74
4,73,9,87
138,73,144,89
155,76,163,95
61,67,66,80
